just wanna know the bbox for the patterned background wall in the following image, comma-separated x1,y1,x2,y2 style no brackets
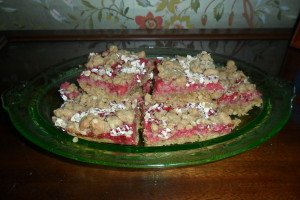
0,0,298,88
0,0,299,30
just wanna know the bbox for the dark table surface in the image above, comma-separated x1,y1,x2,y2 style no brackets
1,42,300,199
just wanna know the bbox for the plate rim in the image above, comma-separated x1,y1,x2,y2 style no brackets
1,47,295,168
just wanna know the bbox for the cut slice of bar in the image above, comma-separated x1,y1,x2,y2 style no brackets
153,53,262,116
153,52,225,97
142,94,240,146
52,90,141,145
217,60,263,116
77,46,155,98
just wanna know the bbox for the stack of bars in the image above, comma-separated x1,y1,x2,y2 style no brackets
52,46,155,145
52,46,262,146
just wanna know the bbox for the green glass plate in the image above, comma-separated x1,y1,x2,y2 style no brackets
1,48,295,168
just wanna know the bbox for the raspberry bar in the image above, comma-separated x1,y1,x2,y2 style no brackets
153,52,225,97
153,53,262,116
53,84,141,145
143,94,240,146
77,46,155,98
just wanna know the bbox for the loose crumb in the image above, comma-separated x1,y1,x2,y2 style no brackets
72,137,79,143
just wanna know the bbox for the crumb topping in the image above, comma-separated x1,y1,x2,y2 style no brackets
158,52,221,87
79,46,149,88
70,102,126,123
120,59,146,75
84,46,147,77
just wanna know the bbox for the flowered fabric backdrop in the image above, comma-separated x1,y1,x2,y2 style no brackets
0,0,299,30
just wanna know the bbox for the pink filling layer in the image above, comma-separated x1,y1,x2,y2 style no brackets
153,78,224,95
144,122,233,143
78,75,138,95
60,82,71,90
66,91,80,100
82,123,138,145
60,82,80,100
217,91,261,104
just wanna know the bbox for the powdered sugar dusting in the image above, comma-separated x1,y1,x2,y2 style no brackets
70,102,126,123
110,125,133,137
120,59,146,75
54,118,67,129
177,53,219,86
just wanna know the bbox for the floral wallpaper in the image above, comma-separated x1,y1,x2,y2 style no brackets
0,0,299,30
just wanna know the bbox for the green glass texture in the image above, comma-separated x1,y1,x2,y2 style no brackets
1,48,295,168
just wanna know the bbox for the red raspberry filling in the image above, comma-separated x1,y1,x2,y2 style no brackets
82,124,138,145
60,82,71,90
218,91,261,104
78,75,139,96
59,82,80,100
99,124,138,145
144,121,233,143
153,78,224,95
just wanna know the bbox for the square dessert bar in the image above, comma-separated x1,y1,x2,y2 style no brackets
143,94,240,146
153,52,225,97
53,83,141,145
153,53,262,116
77,46,155,97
